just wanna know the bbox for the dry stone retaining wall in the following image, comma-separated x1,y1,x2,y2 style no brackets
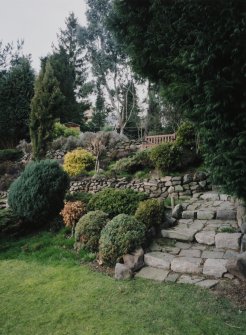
69,172,211,199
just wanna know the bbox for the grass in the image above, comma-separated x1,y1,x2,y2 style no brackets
1,230,246,335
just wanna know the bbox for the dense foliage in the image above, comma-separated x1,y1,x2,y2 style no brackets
52,122,80,139
99,213,146,265
135,199,166,230
0,149,22,162
30,62,64,160
150,142,182,173
60,201,87,232
88,188,147,218
110,0,246,200
112,149,153,174
0,56,34,148
63,148,95,176
75,210,109,252
8,160,69,226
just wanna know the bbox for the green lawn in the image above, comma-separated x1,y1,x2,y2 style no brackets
0,230,245,335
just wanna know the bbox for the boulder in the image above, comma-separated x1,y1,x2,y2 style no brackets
226,252,246,281
123,248,144,272
115,263,132,280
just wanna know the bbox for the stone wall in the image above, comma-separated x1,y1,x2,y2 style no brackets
69,172,211,199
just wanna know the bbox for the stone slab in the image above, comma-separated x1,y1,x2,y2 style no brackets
216,210,236,220
171,257,202,274
215,233,241,250
175,242,191,249
165,272,180,283
197,211,215,220
203,259,227,278
200,193,220,201
177,274,204,285
202,250,224,259
195,231,215,245
180,249,201,258
135,267,169,282
195,279,219,288
144,252,174,269
223,250,239,259
182,211,195,219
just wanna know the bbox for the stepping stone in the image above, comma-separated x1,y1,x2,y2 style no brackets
171,257,203,274
144,252,174,269
215,233,241,250
182,211,195,219
201,250,224,259
177,274,204,285
195,231,215,245
200,193,220,201
162,221,204,242
223,250,239,259
195,279,219,288
203,259,227,278
165,272,180,283
216,209,236,220
135,267,169,282
180,249,201,258
197,211,215,220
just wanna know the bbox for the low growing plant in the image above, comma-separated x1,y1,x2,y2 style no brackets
135,199,166,230
99,214,146,265
75,210,109,252
63,148,95,176
60,201,87,235
88,188,147,218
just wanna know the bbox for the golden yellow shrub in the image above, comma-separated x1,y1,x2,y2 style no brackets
63,148,95,176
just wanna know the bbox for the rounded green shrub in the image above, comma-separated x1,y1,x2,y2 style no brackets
176,121,196,148
52,122,80,139
150,142,182,173
8,160,69,226
112,149,153,174
99,214,146,265
75,210,109,252
135,199,166,229
88,188,147,218
63,148,95,176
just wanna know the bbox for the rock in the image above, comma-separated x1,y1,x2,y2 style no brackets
175,242,191,249
215,233,241,250
162,221,204,242
144,252,174,270
216,210,236,220
241,234,246,252
226,255,246,281
171,257,202,274
195,231,215,245
223,250,239,259
193,172,207,182
183,174,193,184
219,194,229,201
172,204,183,219
200,193,220,201
174,185,183,192
179,249,201,258
195,279,219,288
178,274,204,285
168,186,175,194
182,211,195,219
165,272,180,283
135,267,169,282
199,181,207,188
240,223,246,234
115,263,132,280
203,259,227,278
197,211,215,220
201,250,224,259
123,248,144,271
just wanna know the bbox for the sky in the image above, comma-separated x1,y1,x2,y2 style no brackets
0,0,87,71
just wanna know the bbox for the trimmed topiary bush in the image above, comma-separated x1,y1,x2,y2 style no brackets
8,160,69,226
75,210,109,252
150,142,182,173
88,188,147,218
63,148,95,176
60,201,87,234
99,214,146,265
135,199,166,230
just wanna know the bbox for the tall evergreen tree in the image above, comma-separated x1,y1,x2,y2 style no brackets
30,62,64,160
0,55,34,148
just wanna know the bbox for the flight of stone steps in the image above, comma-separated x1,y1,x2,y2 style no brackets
136,192,242,288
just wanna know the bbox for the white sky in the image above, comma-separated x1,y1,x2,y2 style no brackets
0,0,87,71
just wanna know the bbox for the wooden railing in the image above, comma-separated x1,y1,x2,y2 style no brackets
141,133,176,149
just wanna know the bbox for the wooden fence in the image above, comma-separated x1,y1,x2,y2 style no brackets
141,133,176,149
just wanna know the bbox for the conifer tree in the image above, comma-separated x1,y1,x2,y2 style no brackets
30,62,64,160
